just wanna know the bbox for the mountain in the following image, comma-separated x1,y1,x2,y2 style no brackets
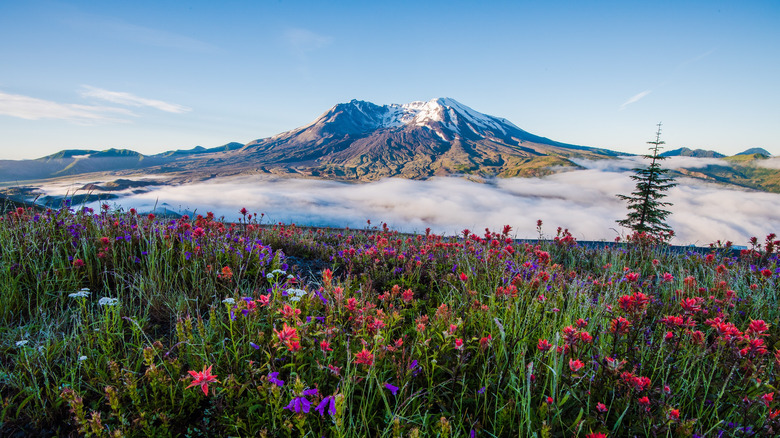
661,147,725,158
0,148,166,182
0,144,240,183
1,98,777,193
0,98,626,183
735,148,772,157
157,142,244,158
231,98,622,180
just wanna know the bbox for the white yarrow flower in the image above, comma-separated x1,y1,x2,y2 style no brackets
222,297,236,305
68,288,91,298
15,340,28,347
98,297,119,306
78,356,87,361
286,288,307,302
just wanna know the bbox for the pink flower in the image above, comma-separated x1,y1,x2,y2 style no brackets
569,358,585,373
354,348,374,366
454,338,464,350
748,319,769,336
187,365,219,395
596,402,608,413
257,294,271,306
579,331,593,343
609,317,631,335
537,339,552,352
320,339,333,356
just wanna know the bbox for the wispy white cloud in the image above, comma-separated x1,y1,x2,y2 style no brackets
619,90,652,111
0,90,133,124
80,86,191,113
284,27,333,57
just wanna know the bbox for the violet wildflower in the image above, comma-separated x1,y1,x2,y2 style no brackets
249,342,260,350
316,395,337,417
284,396,311,414
384,383,399,396
267,372,284,387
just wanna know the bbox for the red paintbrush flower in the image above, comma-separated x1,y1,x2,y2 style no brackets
354,348,374,366
747,319,769,336
187,365,219,396
537,339,552,352
609,317,631,335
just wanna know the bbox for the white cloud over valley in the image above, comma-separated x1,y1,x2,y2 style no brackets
55,168,780,247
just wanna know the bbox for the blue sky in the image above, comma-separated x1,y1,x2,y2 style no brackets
1,0,778,160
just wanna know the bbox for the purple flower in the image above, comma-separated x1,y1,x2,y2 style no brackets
316,395,337,417
384,383,399,396
284,396,311,413
302,388,318,397
409,360,418,370
267,372,284,387
249,342,260,350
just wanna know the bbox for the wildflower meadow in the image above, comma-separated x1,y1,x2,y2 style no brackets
1,204,779,437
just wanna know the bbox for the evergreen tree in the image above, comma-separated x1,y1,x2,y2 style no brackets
617,123,677,235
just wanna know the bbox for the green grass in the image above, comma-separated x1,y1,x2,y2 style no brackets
1,205,778,437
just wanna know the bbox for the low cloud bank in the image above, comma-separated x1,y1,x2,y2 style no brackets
756,157,780,170
572,156,731,171
68,169,780,246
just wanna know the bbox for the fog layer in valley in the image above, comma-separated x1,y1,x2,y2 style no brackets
47,159,779,247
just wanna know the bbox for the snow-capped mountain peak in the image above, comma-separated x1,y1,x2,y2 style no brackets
269,97,592,157
319,97,523,141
